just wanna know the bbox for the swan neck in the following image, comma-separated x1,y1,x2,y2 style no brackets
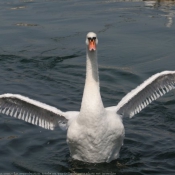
86,49,99,83
78,48,105,125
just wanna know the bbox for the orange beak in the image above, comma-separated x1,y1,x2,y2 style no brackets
89,39,96,51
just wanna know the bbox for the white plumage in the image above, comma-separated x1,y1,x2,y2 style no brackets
0,32,175,163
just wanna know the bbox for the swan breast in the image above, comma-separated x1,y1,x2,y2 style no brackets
67,109,124,163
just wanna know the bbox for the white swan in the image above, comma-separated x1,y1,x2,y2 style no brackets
0,32,175,163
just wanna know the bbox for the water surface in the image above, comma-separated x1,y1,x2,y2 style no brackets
0,0,175,174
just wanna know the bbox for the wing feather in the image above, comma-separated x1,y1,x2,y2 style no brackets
116,71,175,118
0,93,69,130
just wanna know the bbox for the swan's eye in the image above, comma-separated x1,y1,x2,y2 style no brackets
88,37,96,41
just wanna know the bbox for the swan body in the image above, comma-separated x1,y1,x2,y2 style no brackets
0,32,175,163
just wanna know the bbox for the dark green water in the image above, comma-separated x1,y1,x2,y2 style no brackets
0,0,175,173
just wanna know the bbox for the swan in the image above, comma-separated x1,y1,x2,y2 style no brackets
0,32,175,163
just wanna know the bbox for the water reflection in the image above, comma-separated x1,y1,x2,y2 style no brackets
10,6,26,10
103,0,174,28
144,0,175,27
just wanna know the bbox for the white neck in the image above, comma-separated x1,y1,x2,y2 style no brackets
78,48,105,124
85,49,99,85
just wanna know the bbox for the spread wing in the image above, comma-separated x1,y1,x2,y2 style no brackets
115,71,175,118
0,93,78,130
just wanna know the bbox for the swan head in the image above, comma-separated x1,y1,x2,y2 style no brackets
86,32,98,52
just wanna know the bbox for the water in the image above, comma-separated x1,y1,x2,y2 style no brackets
0,0,175,173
